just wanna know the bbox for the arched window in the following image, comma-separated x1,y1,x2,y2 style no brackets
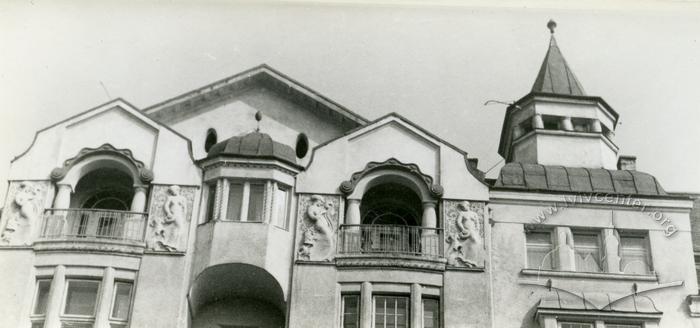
295,133,309,159
204,128,218,153
360,183,421,226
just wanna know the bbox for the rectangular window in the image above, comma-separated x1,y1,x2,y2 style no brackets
526,231,553,270
226,183,244,221
273,185,289,229
206,183,217,222
559,323,593,328
341,295,360,328
247,183,265,222
374,296,409,328
573,232,602,272
619,234,651,275
111,281,133,321
33,279,52,315
64,280,100,316
422,298,439,328
606,324,641,328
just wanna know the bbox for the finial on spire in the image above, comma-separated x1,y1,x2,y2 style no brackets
255,111,262,132
547,19,557,34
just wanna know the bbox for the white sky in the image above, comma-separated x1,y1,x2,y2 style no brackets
1,1,699,203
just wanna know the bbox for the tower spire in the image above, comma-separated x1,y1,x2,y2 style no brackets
531,20,586,96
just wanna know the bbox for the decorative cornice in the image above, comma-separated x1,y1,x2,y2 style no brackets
339,158,443,198
335,254,447,272
50,143,153,184
200,159,299,176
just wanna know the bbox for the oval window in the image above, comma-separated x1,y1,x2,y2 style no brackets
204,128,217,152
295,133,309,158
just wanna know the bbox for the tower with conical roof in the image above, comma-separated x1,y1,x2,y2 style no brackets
498,20,620,169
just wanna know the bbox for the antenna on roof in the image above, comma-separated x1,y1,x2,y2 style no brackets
255,111,263,132
484,100,521,110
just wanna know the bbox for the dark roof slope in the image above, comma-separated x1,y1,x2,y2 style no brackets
493,162,667,196
207,131,298,167
532,36,586,96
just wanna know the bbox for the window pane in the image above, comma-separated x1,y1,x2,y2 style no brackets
560,323,593,328
226,183,244,221
526,232,553,270
64,280,99,316
606,324,641,328
374,296,409,328
111,282,133,320
61,322,93,328
247,183,265,222
342,295,360,328
206,184,217,221
620,235,651,275
33,279,52,315
31,322,45,328
573,233,601,272
423,299,439,328
273,186,289,229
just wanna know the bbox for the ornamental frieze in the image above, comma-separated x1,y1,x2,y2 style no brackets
145,185,197,252
296,194,340,261
443,200,486,268
0,181,51,246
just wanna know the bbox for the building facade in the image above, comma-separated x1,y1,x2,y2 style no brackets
0,25,698,328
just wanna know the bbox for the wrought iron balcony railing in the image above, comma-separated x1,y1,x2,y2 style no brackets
337,224,442,258
40,208,148,243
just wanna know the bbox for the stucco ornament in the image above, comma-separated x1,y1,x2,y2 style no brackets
1,182,47,245
297,195,338,261
444,200,485,268
147,185,196,252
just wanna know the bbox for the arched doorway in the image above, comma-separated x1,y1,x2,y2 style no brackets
190,263,286,328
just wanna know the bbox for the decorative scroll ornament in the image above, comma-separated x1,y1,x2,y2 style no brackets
338,158,443,198
297,195,338,261
1,181,48,245
444,200,485,268
146,185,196,252
50,143,153,184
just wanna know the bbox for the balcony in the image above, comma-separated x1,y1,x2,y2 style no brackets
336,224,445,270
35,208,148,254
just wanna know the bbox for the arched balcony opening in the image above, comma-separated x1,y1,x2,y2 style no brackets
339,167,442,259
41,146,152,245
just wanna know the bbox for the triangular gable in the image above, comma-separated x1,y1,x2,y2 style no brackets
143,64,368,129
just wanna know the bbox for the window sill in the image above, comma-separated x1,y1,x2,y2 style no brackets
521,269,657,281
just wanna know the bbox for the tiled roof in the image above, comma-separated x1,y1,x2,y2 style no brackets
207,131,298,167
531,36,586,96
493,163,666,196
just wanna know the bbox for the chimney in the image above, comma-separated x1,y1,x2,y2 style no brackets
617,155,636,171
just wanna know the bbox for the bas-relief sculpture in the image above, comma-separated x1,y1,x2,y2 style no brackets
444,200,485,268
147,185,196,252
296,195,339,261
1,181,50,245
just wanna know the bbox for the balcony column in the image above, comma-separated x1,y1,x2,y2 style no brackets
344,199,362,253
94,267,115,328
560,116,574,131
421,201,438,255
53,184,73,209
532,114,544,129
130,186,148,213
591,119,602,133
44,265,66,328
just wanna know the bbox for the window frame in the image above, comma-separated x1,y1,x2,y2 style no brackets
572,230,603,273
109,280,135,325
372,295,410,328
421,297,440,328
61,278,102,326
340,294,360,328
272,182,291,230
617,231,653,275
205,182,217,222
525,229,555,271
